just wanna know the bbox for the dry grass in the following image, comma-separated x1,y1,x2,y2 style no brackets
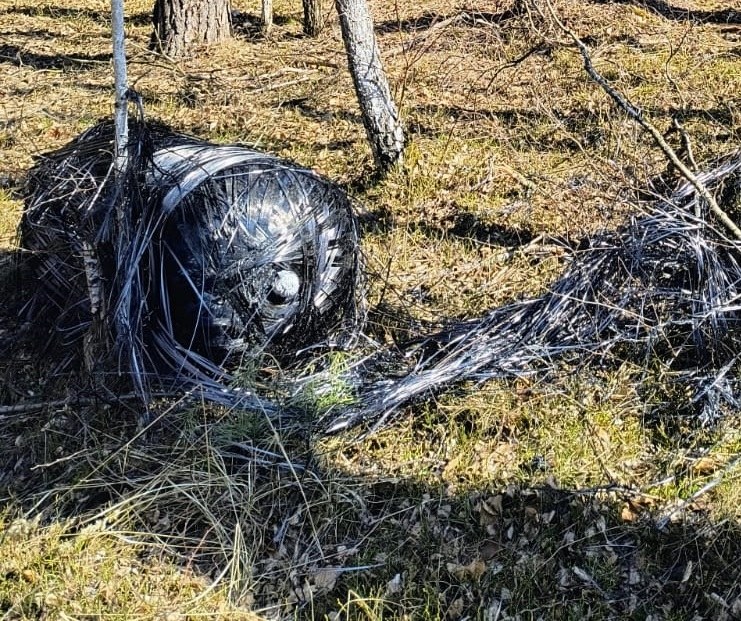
1,0,741,618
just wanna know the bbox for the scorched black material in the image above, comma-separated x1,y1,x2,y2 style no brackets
324,152,741,432
20,120,361,402
15,116,741,434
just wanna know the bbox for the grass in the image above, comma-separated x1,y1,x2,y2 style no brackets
1,0,741,618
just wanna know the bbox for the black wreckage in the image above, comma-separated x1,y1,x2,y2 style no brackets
10,118,741,433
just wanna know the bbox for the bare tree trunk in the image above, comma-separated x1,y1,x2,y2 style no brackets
111,0,129,176
303,0,322,36
261,0,273,35
110,0,129,352
151,0,231,58
335,0,405,174
84,0,131,375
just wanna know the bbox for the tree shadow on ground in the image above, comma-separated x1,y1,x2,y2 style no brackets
355,206,542,247
374,7,527,35
1,383,740,619
0,44,110,71
410,103,737,132
231,11,313,42
590,0,741,24
0,5,151,27
0,247,87,407
281,97,363,126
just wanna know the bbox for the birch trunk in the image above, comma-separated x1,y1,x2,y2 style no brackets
261,0,273,34
335,0,405,174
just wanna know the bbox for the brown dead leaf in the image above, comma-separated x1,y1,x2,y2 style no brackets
680,560,693,584
621,503,639,522
479,495,504,530
479,540,501,561
334,545,359,561
311,567,340,591
448,598,465,618
446,559,487,580
442,453,463,479
731,597,741,617
628,566,641,585
385,572,404,596
21,568,37,583
557,567,572,589
691,456,721,476
572,566,594,584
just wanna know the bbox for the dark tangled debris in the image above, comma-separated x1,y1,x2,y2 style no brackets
331,156,741,432
8,117,741,434
17,119,361,413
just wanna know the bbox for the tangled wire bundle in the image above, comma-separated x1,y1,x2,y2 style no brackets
13,117,741,433
19,120,360,408
329,153,741,432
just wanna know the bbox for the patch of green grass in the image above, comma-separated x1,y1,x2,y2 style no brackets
299,352,358,413
0,514,258,619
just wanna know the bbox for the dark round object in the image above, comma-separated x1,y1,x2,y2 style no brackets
20,120,361,385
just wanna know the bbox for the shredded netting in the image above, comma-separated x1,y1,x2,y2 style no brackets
19,119,361,411
327,159,741,432
12,117,741,434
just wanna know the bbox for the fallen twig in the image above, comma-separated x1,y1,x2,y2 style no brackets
655,453,741,530
673,118,698,173
0,392,170,416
